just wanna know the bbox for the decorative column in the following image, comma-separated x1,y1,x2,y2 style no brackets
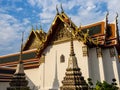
96,47,105,81
7,32,30,90
60,31,88,90
110,47,120,87
82,45,90,79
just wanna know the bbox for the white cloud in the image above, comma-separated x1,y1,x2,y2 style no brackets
16,7,23,11
0,13,31,55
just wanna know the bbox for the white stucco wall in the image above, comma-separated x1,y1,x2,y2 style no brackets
42,40,89,90
0,82,9,90
102,47,120,87
38,40,120,89
88,48,101,84
25,68,41,90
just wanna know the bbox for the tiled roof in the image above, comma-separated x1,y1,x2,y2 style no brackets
0,49,36,64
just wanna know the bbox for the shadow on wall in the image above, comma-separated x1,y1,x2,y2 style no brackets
51,51,59,90
26,75,40,90
88,48,100,84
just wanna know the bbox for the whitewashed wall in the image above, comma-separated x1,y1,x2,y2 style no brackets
102,47,120,87
42,40,89,90
0,82,9,90
38,40,120,89
25,68,41,90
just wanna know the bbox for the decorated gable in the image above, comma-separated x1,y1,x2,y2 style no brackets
23,30,46,51
52,21,71,43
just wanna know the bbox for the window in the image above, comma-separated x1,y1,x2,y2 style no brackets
60,54,65,63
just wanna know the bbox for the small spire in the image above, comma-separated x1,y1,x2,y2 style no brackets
116,12,118,20
15,32,24,73
7,32,30,90
40,23,42,30
31,25,34,30
40,24,44,34
106,11,109,23
79,23,82,29
56,4,59,14
61,3,64,13
19,31,24,63
15,32,25,74
70,32,75,56
36,24,38,30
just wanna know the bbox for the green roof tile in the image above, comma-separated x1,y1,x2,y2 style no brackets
0,52,36,64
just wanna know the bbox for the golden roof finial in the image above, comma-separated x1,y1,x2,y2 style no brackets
31,25,34,31
61,3,64,13
36,24,38,30
40,23,44,33
106,11,109,23
56,4,59,14
40,23,42,30
79,23,82,29
116,12,118,20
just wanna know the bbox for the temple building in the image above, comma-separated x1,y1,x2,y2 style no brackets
0,6,120,90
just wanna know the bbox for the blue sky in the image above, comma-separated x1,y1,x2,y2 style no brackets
0,0,120,55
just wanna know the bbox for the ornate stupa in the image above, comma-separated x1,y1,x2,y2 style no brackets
60,25,88,90
7,32,30,90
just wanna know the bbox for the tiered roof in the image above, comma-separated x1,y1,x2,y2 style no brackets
0,67,15,82
0,49,39,69
23,26,46,51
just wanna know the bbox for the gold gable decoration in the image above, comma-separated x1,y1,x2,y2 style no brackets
52,22,71,42
28,37,41,50
23,26,46,51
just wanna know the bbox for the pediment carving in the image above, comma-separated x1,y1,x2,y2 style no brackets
52,23,71,42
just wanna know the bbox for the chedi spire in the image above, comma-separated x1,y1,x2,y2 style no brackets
7,32,30,90
60,22,88,90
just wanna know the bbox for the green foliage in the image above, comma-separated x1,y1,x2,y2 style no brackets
87,78,119,90
87,78,93,89
94,81,119,90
